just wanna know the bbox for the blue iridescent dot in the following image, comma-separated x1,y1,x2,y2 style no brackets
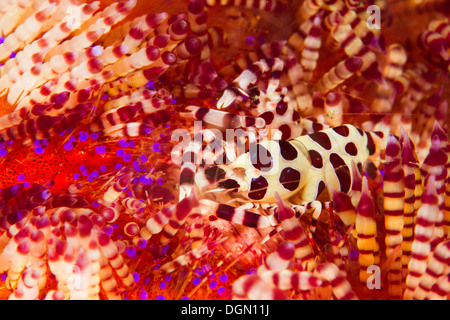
78,131,89,142
34,147,44,155
146,81,155,90
64,142,73,151
139,290,148,300
219,274,228,283
218,287,225,295
0,37,4,45
159,281,167,289
349,249,359,259
209,280,217,290
116,149,125,157
156,295,165,300
123,153,132,162
126,246,137,258
100,165,107,172
140,154,148,162
103,225,114,236
82,170,89,177
115,163,122,169
95,146,106,155
17,174,25,182
73,173,80,180
139,176,148,184
79,165,86,172
0,149,7,157
118,139,128,147
152,143,161,152
92,200,100,207
1,274,6,281
133,272,140,283
10,52,16,59
193,277,201,286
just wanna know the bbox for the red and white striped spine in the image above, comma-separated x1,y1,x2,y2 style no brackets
412,240,450,300
383,134,404,299
355,177,378,286
404,176,440,300
316,263,358,300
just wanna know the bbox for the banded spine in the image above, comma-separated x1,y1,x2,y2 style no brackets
383,135,404,299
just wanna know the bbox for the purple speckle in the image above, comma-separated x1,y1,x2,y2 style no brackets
24,182,30,188
219,274,228,283
103,225,114,236
156,295,165,300
118,139,129,147
0,149,7,157
116,149,125,157
115,163,123,170
209,280,217,289
95,146,106,155
152,143,161,152
10,52,16,59
146,81,155,90
245,36,257,46
349,249,359,260
123,153,132,162
91,132,99,140
181,296,190,300
193,277,201,286
64,142,73,151
92,200,100,207
218,287,225,295
139,290,148,300
73,173,80,180
159,281,167,289
17,174,25,182
133,272,140,283
126,246,137,258
34,147,45,155
0,37,4,45
100,165,107,172
140,154,148,162
79,131,89,142
157,177,164,186
136,238,147,249
164,274,171,282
